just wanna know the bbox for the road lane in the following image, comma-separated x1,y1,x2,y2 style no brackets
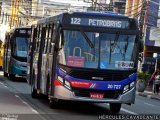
0,74,130,118
3,71,160,119
122,95,160,114
0,75,47,120
0,81,36,114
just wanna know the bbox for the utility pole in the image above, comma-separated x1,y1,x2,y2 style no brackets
139,0,147,42
138,0,147,70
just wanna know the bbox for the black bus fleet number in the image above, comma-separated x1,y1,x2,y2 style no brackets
71,18,81,25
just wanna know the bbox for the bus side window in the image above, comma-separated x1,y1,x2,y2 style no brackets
47,24,53,54
42,27,46,52
49,24,55,54
44,25,50,54
36,25,42,52
32,27,37,51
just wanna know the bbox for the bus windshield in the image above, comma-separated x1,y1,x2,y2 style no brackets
59,30,137,70
14,37,28,57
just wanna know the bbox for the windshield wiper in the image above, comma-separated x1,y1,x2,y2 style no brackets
124,36,129,53
80,31,94,48
109,32,120,64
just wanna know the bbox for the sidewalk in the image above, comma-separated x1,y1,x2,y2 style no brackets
136,85,160,101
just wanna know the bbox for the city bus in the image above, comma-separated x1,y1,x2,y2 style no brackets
28,11,141,113
3,27,31,80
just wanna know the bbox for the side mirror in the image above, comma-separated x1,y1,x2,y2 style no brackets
138,52,143,63
139,40,144,53
55,27,63,50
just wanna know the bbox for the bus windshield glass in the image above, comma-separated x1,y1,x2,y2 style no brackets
14,37,29,57
59,30,137,70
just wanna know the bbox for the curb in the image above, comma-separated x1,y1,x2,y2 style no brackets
136,92,160,101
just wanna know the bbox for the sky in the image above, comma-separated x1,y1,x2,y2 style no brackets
48,0,111,6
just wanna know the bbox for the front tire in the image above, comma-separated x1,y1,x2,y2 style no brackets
49,98,61,109
110,103,121,113
31,70,39,98
4,72,8,77
9,74,15,80
31,86,39,98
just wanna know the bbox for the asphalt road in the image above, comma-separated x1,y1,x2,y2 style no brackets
0,71,160,120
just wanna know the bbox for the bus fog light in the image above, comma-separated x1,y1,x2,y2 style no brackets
58,76,63,83
123,85,129,93
130,81,135,88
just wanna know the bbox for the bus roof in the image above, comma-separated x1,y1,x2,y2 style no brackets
71,11,128,18
7,26,31,34
35,11,131,25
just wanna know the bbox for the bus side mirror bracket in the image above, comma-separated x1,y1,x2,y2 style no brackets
139,39,144,53
55,27,63,50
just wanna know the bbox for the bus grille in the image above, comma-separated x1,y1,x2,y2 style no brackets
73,88,122,99
68,70,134,81
22,71,27,74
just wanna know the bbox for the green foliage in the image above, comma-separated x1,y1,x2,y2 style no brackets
137,71,150,83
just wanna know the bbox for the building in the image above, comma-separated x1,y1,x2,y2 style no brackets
33,0,91,17
112,0,126,14
125,0,160,73
143,0,160,73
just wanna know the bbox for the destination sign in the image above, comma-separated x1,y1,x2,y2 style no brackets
70,17,129,29
16,29,31,35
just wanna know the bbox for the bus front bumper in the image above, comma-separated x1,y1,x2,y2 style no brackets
53,86,136,104
11,66,27,77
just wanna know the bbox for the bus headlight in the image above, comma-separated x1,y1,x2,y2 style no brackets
123,85,129,93
130,81,135,88
57,76,71,90
123,81,135,93
57,76,63,83
64,80,71,90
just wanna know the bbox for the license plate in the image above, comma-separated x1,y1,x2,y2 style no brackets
90,93,104,99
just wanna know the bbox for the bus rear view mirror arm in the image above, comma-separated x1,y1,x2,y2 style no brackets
139,40,144,52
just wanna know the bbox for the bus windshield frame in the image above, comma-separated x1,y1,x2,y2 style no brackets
12,36,29,58
58,29,138,70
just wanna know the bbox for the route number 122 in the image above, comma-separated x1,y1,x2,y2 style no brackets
71,18,81,25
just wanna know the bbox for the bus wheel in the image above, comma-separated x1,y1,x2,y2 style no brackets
31,86,39,98
9,74,15,80
110,103,121,113
49,98,60,109
4,72,8,77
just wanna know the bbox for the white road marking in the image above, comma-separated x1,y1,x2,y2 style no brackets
15,95,39,114
4,85,8,88
147,95,152,98
121,108,138,115
105,103,138,115
0,80,39,114
0,82,9,89
15,95,20,98
0,82,4,85
144,102,155,107
22,101,29,105
144,91,152,94
31,109,39,114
